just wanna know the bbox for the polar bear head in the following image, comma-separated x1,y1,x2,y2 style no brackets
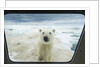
39,29,55,45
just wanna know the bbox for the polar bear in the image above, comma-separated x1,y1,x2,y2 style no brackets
38,29,55,62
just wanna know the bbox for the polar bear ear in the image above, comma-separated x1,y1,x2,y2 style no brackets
39,29,42,32
53,29,55,33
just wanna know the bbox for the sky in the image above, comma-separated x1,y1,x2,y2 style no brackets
4,14,85,26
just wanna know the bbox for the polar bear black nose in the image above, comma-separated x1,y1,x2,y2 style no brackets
44,36,49,42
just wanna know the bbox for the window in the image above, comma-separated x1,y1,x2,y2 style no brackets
4,10,85,63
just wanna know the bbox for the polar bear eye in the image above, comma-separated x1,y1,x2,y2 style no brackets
49,32,51,34
42,32,44,34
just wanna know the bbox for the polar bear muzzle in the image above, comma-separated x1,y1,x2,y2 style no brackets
43,36,49,42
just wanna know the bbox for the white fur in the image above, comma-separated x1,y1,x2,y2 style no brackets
38,29,55,62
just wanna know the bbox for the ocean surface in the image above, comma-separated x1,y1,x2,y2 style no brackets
5,25,83,51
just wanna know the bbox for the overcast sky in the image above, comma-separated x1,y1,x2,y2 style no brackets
4,14,85,26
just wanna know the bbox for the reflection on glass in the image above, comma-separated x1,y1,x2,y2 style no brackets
5,13,85,62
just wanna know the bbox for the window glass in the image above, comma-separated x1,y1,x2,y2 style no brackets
5,12,85,62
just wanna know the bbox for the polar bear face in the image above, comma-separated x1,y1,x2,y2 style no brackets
39,29,55,45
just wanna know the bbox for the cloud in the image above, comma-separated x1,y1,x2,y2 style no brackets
5,14,85,26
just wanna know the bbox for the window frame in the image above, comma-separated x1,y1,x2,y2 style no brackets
4,10,85,64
